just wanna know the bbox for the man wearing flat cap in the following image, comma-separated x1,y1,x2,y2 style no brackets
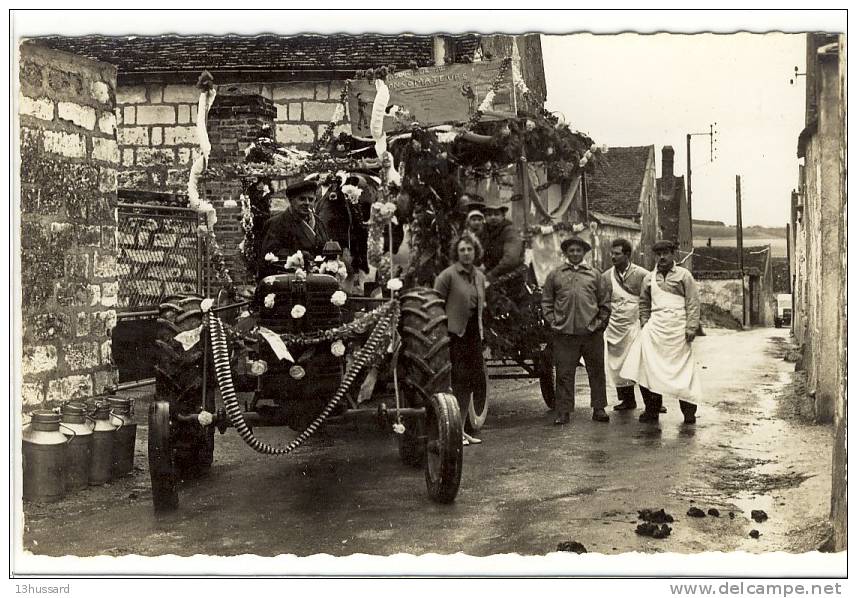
259,180,329,274
620,239,703,424
541,235,612,425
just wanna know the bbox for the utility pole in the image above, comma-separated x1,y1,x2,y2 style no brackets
736,175,746,327
686,123,718,240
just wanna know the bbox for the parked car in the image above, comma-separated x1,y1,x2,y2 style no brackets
775,293,792,328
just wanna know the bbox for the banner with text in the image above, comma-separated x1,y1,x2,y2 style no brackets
348,61,515,135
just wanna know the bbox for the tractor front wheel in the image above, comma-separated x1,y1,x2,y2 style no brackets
148,400,178,512
424,392,463,504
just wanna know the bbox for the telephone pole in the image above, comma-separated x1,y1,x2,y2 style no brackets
686,123,718,239
736,175,746,327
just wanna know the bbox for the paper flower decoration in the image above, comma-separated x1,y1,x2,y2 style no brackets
478,90,496,113
392,422,405,434
341,184,363,205
330,340,346,357
590,143,598,152
200,298,214,313
264,293,276,309
601,144,609,154
264,252,278,263
387,278,403,292
579,157,588,167
197,411,214,426
330,290,347,306
291,304,306,319
526,120,536,131
285,251,304,270
223,198,238,208
197,224,209,236
294,268,307,281
572,223,586,233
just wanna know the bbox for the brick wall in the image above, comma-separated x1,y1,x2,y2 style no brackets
115,80,349,194
19,43,120,409
205,94,277,286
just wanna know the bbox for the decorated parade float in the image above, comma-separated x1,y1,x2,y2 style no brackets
148,58,604,510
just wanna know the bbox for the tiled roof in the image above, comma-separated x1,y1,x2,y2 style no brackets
693,245,771,274
771,257,790,293
586,146,652,218
26,34,479,74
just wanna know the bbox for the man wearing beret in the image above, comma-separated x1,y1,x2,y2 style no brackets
541,235,612,425
259,180,329,273
620,239,703,424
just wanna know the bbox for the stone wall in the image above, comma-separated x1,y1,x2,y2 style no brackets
115,80,348,194
19,43,119,409
696,276,745,327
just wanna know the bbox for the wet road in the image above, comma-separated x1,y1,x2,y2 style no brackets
20,327,832,559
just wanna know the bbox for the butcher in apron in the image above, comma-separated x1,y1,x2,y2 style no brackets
620,240,703,424
604,238,660,412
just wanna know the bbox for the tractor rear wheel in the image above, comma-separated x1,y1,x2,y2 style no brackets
396,287,451,467
154,294,215,480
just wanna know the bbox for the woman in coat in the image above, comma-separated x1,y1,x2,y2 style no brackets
433,232,487,446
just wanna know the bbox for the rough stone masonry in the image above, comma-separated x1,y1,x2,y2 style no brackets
19,43,120,409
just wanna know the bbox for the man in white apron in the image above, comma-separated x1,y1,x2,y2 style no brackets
604,238,658,412
620,240,703,424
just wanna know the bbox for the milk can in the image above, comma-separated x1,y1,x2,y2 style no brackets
89,401,117,485
22,410,69,502
60,402,93,492
108,397,136,478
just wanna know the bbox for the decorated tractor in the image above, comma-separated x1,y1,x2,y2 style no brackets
148,65,604,510
150,269,461,510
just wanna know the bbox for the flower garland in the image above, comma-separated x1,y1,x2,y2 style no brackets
522,220,587,243
185,71,235,291
464,57,512,130
272,299,398,347
366,199,397,285
311,80,351,155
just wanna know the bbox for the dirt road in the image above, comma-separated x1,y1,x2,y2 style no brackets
20,328,832,560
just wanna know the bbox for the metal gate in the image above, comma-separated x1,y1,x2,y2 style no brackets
114,191,204,385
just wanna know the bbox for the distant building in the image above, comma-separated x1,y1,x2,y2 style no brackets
693,245,774,328
584,145,659,268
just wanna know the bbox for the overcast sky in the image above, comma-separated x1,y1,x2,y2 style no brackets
542,32,807,227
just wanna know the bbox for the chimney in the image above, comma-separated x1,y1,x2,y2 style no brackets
662,145,675,180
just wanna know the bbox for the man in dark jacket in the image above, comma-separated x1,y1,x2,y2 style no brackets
482,205,524,283
259,180,329,275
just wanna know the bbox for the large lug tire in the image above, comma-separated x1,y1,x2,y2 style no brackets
465,369,490,433
148,400,179,511
536,346,556,410
154,294,215,480
397,287,451,466
424,392,463,504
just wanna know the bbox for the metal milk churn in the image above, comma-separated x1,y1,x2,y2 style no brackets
108,397,136,478
89,401,117,485
22,410,69,503
60,402,93,492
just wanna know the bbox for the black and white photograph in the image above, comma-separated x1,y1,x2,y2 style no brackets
8,7,848,589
